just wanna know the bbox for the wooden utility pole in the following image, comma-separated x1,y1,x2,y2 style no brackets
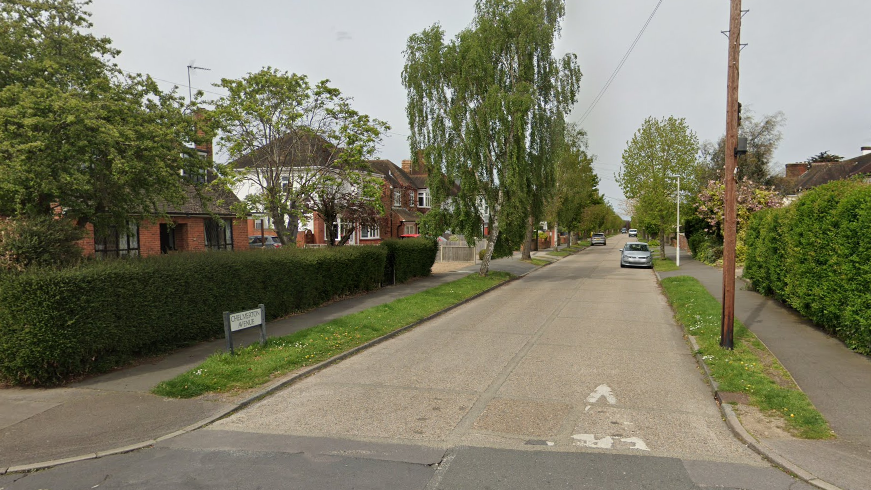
721,0,742,349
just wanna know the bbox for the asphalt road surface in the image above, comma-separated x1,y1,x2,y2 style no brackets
1,236,814,489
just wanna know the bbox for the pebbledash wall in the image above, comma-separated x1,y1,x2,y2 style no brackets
77,217,249,257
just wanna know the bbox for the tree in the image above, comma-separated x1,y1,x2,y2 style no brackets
544,122,599,251
617,116,700,258
210,68,388,246
0,0,210,235
695,178,783,261
806,151,844,163
308,168,385,246
699,110,786,186
403,0,581,275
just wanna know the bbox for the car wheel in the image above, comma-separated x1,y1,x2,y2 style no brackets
620,263,625,268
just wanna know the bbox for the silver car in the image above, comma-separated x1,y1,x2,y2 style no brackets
620,242,653,268
591,233,606,246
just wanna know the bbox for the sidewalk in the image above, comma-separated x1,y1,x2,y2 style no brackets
0,255,541,472
658,245,871,490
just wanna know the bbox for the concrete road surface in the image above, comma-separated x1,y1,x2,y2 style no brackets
2,236,813,489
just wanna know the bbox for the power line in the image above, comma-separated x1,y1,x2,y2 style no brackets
577,0,663,126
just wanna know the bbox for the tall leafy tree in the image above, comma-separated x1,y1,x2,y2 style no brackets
699,110,786,186
543,122,599,251
617,116,700,258
0,0,209,233
210,68,388,246
403,0,581,275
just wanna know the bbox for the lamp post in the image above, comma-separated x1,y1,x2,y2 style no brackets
676,175,680,267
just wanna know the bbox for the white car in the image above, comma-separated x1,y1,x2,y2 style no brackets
628,229,638,237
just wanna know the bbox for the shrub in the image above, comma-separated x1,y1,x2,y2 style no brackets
743,180,871,354
0,246,386,385
380,238,437,285
0,216,84,271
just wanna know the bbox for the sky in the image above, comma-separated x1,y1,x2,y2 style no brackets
87,0,871,216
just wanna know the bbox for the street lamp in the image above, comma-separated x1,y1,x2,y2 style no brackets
675,175,680,267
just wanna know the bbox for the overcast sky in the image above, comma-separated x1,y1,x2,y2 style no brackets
87,0,871,215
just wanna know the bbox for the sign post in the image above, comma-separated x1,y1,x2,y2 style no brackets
223,304,266,355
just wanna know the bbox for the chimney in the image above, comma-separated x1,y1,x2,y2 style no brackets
785,163,810,179
862,146,871,156
401,159,412,173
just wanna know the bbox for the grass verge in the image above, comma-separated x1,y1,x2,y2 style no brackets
660,276,832,439
653,257,680,272
522,258,550,266
547,250,572,257
153,271,513,398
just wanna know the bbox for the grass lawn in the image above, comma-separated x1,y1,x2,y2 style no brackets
547,250,572,257
153,271,513,398
652,257,680,272
660,276,833,439
522,258,551,266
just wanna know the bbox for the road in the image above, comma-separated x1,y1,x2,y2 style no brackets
1,236,814,489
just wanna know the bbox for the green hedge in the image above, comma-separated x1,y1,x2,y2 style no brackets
0,246,387,385
744,180,871,354
381,238,437,285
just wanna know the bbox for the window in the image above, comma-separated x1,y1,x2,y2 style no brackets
326,220,355,242
360,224,380,239
418,189,431,208
95,221,140,258
204,219,233,250
409,190,415,207
393,188,401,207
404,223,417,235
281,175,289,191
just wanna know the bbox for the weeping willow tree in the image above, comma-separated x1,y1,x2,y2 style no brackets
402,0,581,275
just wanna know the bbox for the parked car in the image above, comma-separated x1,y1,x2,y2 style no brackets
249,235,283,248
628,229,638,237
591,233,606,246
620,242,652,268
621,228,627,234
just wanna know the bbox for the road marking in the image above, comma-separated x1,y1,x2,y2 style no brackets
620,437,649,451
585,384,617,405
572,434,650,451
572,434,613,449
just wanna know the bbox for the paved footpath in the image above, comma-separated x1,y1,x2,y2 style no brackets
659,245,871,490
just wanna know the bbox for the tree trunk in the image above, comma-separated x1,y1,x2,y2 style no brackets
271,206,289,245
522,214,534,260
659,226,666,259
553,221,559,251
479,225,499,277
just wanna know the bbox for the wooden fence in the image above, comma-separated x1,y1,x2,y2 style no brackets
436,239,488,262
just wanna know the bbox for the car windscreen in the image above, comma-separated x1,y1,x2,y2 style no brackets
593,234,604,237
625,244,649,252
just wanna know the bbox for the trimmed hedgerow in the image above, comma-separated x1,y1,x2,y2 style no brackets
381,238,437,285
744,180,871,354
0,246,386,386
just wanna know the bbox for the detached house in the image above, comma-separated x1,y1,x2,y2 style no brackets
76,140,248,258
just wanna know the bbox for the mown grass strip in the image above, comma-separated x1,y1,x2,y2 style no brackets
153,272,513,399
547,250,572,257
522,258,551,266
653,257,680,272
660,276,833,439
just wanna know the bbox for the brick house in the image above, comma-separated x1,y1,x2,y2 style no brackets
785,146,871,197
77,136,249,258
304,159,431,245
